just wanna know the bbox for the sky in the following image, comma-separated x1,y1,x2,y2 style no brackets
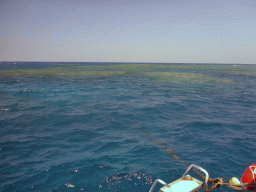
0,0,256,64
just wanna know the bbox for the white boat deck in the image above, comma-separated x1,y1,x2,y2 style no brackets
159,179,202,192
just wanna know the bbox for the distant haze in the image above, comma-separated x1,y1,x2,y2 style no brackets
1,0,256,64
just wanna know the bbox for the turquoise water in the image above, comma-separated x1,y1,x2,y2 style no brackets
0,62,256,192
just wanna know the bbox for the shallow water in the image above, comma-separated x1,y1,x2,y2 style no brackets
0,62,256,192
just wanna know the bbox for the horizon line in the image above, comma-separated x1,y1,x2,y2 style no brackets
0,61,255,65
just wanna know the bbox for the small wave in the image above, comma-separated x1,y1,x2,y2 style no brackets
22,89,41,93
64,182,75,188
72,169,79,173
98,164,109,169
100,171,153,190
1,108,10,111
22,89,31,93
67,168,80,173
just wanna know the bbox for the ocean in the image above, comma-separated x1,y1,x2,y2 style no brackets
0,62,256,192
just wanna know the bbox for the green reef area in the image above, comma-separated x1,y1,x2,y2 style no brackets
1,63,255,84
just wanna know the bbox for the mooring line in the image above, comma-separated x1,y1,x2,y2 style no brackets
140,131,256,192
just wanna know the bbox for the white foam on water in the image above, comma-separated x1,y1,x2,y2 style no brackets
64,182,75,188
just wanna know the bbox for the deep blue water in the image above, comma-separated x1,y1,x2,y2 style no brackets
0,62,256,192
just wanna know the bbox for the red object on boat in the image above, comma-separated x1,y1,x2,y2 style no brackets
241,164,256,191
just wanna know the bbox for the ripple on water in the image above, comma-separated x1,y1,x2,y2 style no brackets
99,171,153,191
1,63,256,192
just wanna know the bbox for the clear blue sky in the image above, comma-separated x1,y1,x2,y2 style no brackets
1,0,255,64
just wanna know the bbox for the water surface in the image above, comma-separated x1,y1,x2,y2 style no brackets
0,62,256,192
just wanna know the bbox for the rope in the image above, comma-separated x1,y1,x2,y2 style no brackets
142,132,256,192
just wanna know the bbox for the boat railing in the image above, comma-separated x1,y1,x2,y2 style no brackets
149,164,209,192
